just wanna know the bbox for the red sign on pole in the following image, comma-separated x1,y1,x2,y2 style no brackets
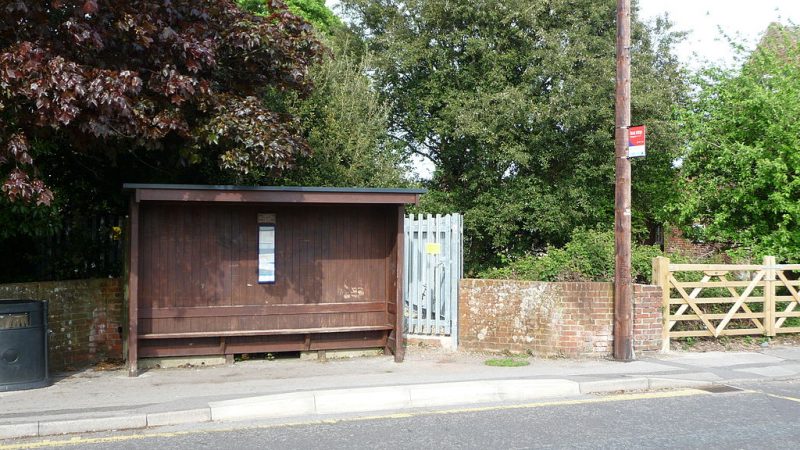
628,125,646,158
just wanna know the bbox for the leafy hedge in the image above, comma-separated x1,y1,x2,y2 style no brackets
478,229,664,283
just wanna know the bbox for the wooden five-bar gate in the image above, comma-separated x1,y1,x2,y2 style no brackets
654,256,800,350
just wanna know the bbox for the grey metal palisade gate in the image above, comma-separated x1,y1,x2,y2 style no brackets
404,213,464,344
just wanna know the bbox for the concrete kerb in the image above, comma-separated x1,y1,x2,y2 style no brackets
0,423,38,440
579,376,718,394
146,408,212,427
209,379,581,422
579,377,650,394
210,392,317,421
0,377,749,440
645,377,714,391
37,415,148,437
0,409,212,440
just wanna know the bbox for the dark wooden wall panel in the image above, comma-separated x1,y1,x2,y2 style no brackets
138,203,396,336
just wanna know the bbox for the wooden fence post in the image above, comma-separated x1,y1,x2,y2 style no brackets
764,255,776,337
653,256,671,352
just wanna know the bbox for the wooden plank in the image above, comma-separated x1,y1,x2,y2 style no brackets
139,325,394,339
156,206,167,308
317,207,326,304
223,208,233,305
165,206,176,308
763,256,776,336
173,207,184,307
669,297,765,305
379,207,389,305
311,337,387,351
139,345,222,358
139,302,389,318
668,264,764,271
128,199,140,377
189,206,201,308
212,208,223,306
229,206,242,311
671,280,766,289
138,207,151,309
225,341,306,354
136,188,420,205
669,328,762,338
775,327,800,334
292,209,301,303
355,206,365,305
147,206,160,308
669,312,766,321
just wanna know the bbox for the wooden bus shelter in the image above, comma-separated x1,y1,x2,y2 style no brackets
124,184,424,376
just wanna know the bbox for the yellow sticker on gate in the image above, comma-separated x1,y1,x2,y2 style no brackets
425,243,441,254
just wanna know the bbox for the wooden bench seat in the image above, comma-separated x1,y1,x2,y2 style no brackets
138,325,394,340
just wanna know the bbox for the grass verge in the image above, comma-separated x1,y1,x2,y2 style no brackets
485,357,530,367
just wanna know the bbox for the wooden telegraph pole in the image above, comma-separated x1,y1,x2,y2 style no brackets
613,0,634,361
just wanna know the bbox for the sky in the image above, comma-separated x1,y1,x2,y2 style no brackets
638,0,800,69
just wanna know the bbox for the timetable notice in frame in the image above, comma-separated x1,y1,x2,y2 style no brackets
258,224,275,283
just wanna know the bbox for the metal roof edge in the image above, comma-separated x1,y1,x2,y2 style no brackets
122,183,427,195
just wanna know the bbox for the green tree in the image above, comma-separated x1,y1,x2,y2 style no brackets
676,24,800,260
342,0,687,272
0,0,323,203
239,0,408,187
241,0,343,34
0,0,323,281
279,45,408,187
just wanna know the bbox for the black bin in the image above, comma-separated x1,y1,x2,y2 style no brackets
0,300,49,391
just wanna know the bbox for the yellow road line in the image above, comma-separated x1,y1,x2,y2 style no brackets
0,389,714,450
765,393,800,403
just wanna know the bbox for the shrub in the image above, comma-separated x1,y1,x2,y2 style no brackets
479,229,663,283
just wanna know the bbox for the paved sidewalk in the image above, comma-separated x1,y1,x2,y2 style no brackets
2,346,800,439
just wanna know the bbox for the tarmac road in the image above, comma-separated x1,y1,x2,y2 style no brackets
5,379,800,450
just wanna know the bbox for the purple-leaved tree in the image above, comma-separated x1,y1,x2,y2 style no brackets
0,0,322,204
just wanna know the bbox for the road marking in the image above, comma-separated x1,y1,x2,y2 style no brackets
765,393,800,403
0,432,196,450
0,389,714,449
344,388,715,423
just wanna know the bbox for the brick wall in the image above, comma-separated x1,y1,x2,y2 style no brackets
0,278,124,371
632,284,663,352
664,227,724,258
459,279,662,357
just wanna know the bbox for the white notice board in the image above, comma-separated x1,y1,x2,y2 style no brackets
258,224,276,283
